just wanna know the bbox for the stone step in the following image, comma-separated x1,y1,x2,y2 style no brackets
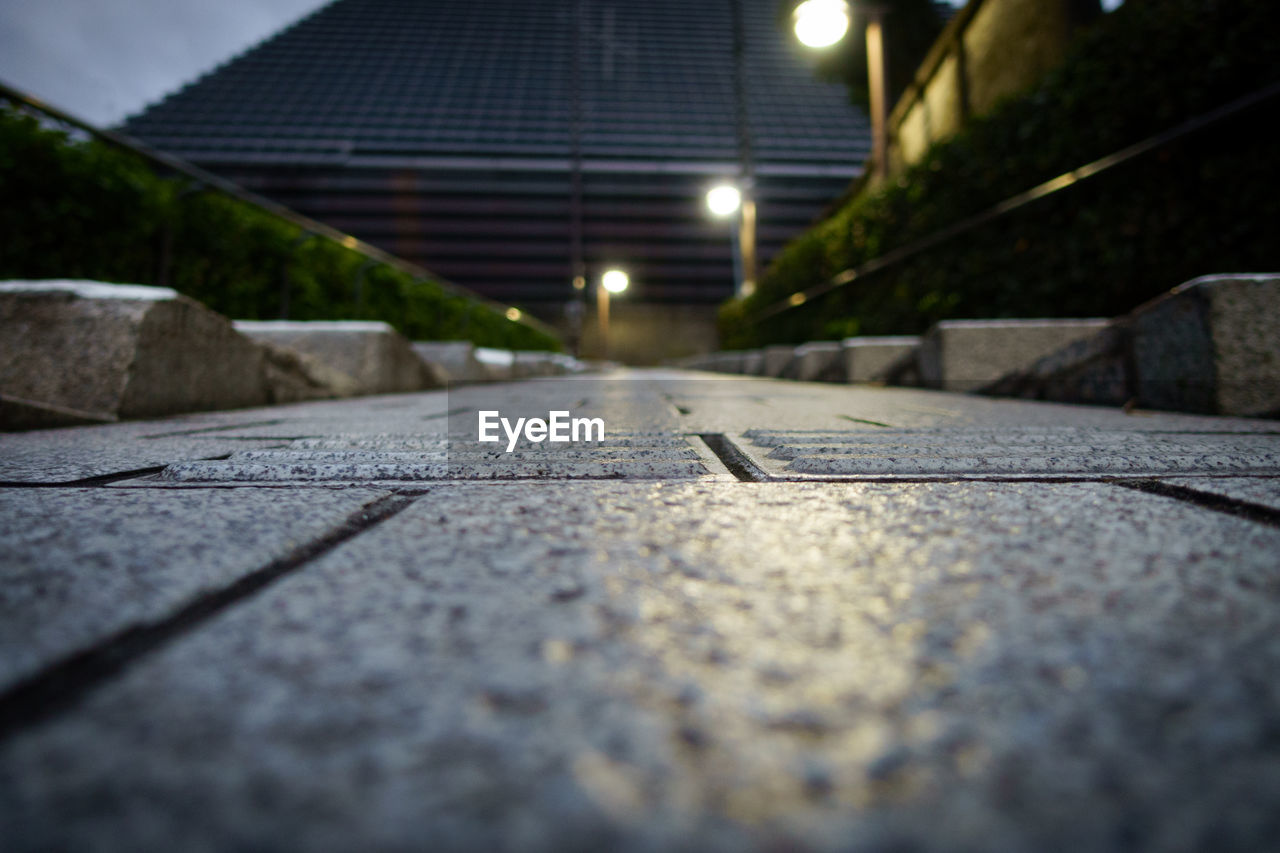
919,318,1110,392
474,346,516,381
1132,274,1279,417
762,344,797,378
840,335,922,384
411,340,488,384
1,281,272,426
235,320,444,395
784,341,844,382
982,274,1280,417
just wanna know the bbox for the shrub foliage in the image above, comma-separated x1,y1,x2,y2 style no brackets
722,0,1280,348
0,106,560,351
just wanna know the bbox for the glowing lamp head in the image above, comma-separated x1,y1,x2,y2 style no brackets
706,184,742,217
793,0,851,48
601,269,630,294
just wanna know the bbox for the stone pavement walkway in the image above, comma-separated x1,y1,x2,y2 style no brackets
3,369,1280,851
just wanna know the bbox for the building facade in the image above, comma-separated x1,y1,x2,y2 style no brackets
124,0,871,361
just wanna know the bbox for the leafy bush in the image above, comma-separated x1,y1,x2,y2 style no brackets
0,106,560,352
723,0,1280,348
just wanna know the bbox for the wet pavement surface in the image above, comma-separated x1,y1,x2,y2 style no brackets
3,370,1279,851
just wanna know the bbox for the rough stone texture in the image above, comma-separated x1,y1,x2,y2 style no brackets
513,351,564,378
259,340,360,403
3,373,1280,852
1,281,271,423
1131,274,1280,417
6,375,1276,485
0,395,460,484
1161,477,1280,512
919,319,1110,392
842,336,922,384
156,435,710,483
0,487,389,692
783,342,844,382
235,320,443,395
474,347,516,382
702,351,744,375
551,353,588,375
979,323,1131,406
0,393,115,431
4,482,1280,851
762,345,796,378
739,428,1280,479
739,349,765,376
412,341,488,384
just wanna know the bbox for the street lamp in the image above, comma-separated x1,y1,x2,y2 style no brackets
794,0,888,183
705,182,756,298
597,268,629,357
792,0,851,48
706,184,742,217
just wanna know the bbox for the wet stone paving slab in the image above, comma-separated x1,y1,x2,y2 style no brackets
2,371,1279,851
736,428,1280,479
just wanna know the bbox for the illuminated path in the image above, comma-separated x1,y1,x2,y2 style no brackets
3,370,1280,851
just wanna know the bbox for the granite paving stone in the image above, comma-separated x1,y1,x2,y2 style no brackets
0,487,390,692
4,369,1280,851
0,394,457,483
660,376,1280,435
1159,477,1280,511
3,482,1280,851
735,428,1280,479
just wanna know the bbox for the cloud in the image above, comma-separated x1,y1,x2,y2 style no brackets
0,0,326,126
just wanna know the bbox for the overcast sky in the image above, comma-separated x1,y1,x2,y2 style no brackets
0,0,329,126
2,0,1003,130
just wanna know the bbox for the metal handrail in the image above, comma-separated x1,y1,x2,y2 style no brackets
748,78,1280,324
0,78,560,341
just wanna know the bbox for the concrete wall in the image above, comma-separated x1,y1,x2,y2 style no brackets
565,303,720,365
887,0,1097,174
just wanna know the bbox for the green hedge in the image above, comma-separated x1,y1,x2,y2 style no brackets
0,105,560,352
722,0,1280,348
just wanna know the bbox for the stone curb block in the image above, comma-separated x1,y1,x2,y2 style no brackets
978,324,1130,406
842,336,922,384
513,351,564,378
715,351,746,374
235,320,444,395
1131,274,1280,417
258,341,361,403
785,342,844,382
1,281,272,427
474,347,516,382
978,274,1280,416
739,349,765,376
762,344,796,378
920,318,1109,392
412,341,488,385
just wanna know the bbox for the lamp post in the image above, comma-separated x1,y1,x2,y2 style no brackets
705,183,756,299
597,268,629,357
793,0,889,183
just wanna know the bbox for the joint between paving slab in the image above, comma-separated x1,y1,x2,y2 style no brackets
0,465,169,488
0,492,417,744
1112,479,1280,529
140,420,286,439
697,434,770,482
